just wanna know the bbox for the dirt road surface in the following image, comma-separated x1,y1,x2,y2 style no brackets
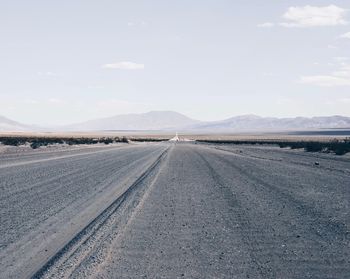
0,142,349,278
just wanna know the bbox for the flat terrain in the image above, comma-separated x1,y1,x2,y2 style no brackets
0,142,349,278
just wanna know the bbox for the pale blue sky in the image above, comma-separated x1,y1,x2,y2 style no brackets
1,0,350,125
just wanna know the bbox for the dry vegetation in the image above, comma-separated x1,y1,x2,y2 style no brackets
0,136,130,149
0,134,170,149
197,138,350,155
1,133,350,155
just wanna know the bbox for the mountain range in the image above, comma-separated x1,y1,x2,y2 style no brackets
1,111,350,132
64,111,200,131
0,115,34,132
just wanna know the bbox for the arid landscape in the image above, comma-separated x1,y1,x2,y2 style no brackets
2,1,350,278
0,133,349,278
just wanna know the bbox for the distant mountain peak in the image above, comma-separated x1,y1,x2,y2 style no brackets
1,112,350,132
64,110,200,131
0,115,32,131
193,115,350,131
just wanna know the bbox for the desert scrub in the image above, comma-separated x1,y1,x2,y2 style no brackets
0,136,132,149
196,138,350,155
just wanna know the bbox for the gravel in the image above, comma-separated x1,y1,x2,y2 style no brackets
1,142,349,278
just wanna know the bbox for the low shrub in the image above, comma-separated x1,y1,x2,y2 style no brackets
0,135,131,149
196,138,350,155
0,137,27,146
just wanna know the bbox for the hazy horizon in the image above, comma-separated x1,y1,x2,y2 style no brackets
2,109,350,127
1,1,350,125
2,110,350,129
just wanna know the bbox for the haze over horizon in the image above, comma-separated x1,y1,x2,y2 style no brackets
2,111,350,132
2,110,350,128
1,0,350,125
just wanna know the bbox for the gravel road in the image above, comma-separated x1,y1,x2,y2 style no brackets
0,142,349,278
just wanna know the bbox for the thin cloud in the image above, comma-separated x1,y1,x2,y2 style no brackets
87,85,105,89
127,21,147,27
102,61,145,70
301,60,350,87
339,98,350,104
280,5,348,28
301,75,350,86
340,32,350,39
48,98,65,104
37,71,58,77
23,99,39,104
328,44,338,49
257,22,274,28
334,57,349,62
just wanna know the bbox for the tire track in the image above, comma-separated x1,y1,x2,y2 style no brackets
205,144,350,177
0,145,127,169
198,146,350,277
0,145,160,200
194,150,270,278
207,149,350,242
0,147,165,254
30,147,169,279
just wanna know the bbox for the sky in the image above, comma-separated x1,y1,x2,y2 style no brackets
1,0,350,125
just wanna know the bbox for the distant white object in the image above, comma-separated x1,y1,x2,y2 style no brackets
169,132,180,142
